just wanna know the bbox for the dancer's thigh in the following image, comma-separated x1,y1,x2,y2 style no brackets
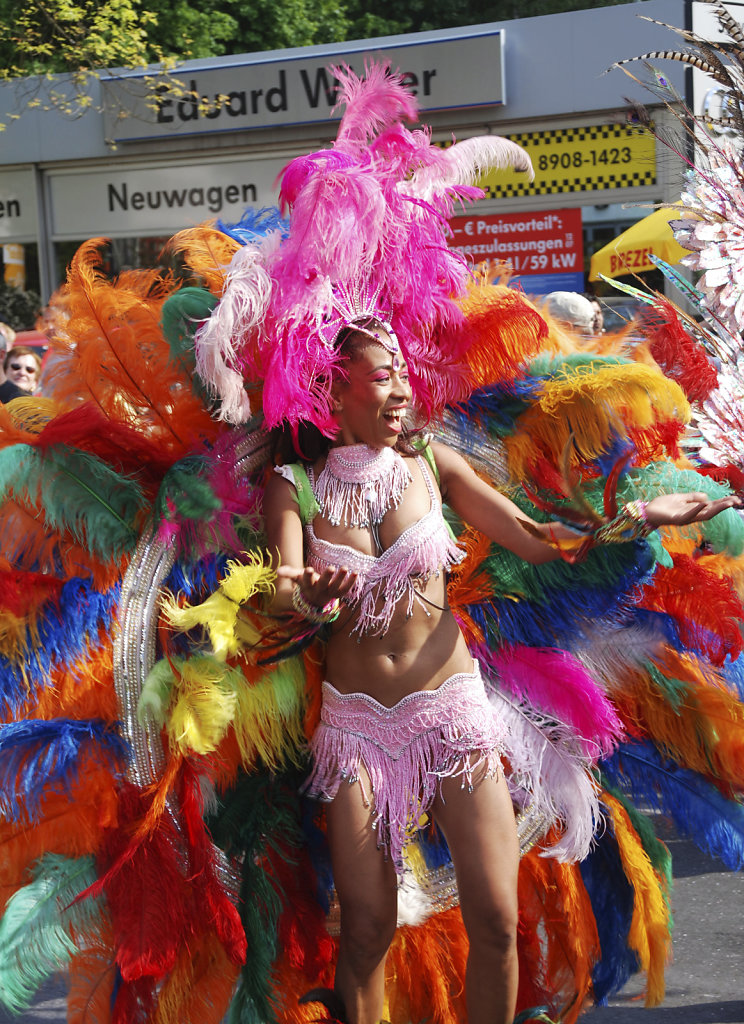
433,768,519,933
326,765,398,920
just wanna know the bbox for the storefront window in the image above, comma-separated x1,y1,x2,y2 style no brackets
53,236,171,290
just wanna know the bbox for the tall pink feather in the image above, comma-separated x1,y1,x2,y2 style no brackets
477,643,625,758
332,62,419,147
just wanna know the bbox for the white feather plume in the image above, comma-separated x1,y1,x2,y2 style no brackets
573,622,668,692
406,136,534,203
194,240,274,424
492,689,603,862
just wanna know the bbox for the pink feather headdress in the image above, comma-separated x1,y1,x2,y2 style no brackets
197,61,533,434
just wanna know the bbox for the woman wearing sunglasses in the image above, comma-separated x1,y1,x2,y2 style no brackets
4,345,41,394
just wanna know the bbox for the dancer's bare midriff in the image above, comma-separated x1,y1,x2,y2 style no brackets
323,575,474,707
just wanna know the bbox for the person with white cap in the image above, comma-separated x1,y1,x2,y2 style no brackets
543,291,596,336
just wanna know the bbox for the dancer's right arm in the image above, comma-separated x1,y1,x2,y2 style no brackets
263,472,356,616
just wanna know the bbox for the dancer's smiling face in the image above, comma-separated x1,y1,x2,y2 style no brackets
332,332,411,448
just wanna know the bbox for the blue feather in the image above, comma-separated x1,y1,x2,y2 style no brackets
580,825,638,1004
300,799,335,914
0,581,119,717
448,379,547,439
414,824,452,870
648,255,706,307
594,432,636,479
469,550,654,650
0,719,129,823
721,655,744,700
217,206,289,246
602,740,744,870
164,553,230,599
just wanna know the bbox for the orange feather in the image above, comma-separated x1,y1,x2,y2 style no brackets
67,921,117,1024
151,928,241,1024
386,907,469,1024
272,944,336,1024
459,283,548,390
25,640,117,721
518,840,599,1023
614,649,744,788
0,770,119,909
446,526,494,646
0,502,126,590
165,223,241,296
42,239,219,453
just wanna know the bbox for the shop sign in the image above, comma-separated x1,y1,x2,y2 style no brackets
0,169,38,241
48,156,289,239
449,207,584,294
476,123,655,199
102,31,504,142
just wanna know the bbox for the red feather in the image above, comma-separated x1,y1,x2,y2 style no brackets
178,762,246,966
644,298,719,403
92,783,196,981
639,554,744,665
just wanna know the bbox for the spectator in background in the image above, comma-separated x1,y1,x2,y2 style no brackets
543,291,596,336
4,345,41,394
0,324,26,403
588,296,605,335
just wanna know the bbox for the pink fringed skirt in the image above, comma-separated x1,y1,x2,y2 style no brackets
304,662,506,872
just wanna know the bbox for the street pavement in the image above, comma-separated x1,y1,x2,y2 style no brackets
1,824,742,1024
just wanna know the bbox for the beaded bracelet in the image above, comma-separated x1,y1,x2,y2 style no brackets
291,584,341,624
594,500,653,544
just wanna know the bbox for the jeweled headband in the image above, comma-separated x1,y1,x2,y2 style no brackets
319,280,400,354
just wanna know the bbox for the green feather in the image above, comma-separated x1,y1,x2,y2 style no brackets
160,287,218,406
138,657,178,724
0,854,103,1013
597,273,659,304
527,351,630,377
625,463,744,556
209,771,307,1024
0,444,143,559
645,660,688,711
155,456,221,523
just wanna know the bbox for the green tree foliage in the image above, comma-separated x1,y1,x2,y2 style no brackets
143,0,350,58
0,0,166,77
344,0,637,39
0,0,351,126
0,283,42,332
0,0,642,126
0,0,650,76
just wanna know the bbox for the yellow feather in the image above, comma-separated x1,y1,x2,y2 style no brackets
162,553,275,660
165,657,243,756
232,658,307,770
505,364,690,478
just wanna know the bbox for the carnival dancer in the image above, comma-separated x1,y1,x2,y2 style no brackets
263,316,738,1024
3,57,744,1024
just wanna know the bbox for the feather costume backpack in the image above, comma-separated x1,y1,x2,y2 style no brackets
1,61,744,1024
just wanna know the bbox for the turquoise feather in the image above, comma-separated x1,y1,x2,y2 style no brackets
625,463,744,555
0,854,103,1013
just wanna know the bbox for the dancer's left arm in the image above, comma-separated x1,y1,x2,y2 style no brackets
431,443,740,565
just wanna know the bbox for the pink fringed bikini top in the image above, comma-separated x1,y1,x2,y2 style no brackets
304,455,465,636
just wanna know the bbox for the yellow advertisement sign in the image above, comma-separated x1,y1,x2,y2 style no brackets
479,124,656,198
